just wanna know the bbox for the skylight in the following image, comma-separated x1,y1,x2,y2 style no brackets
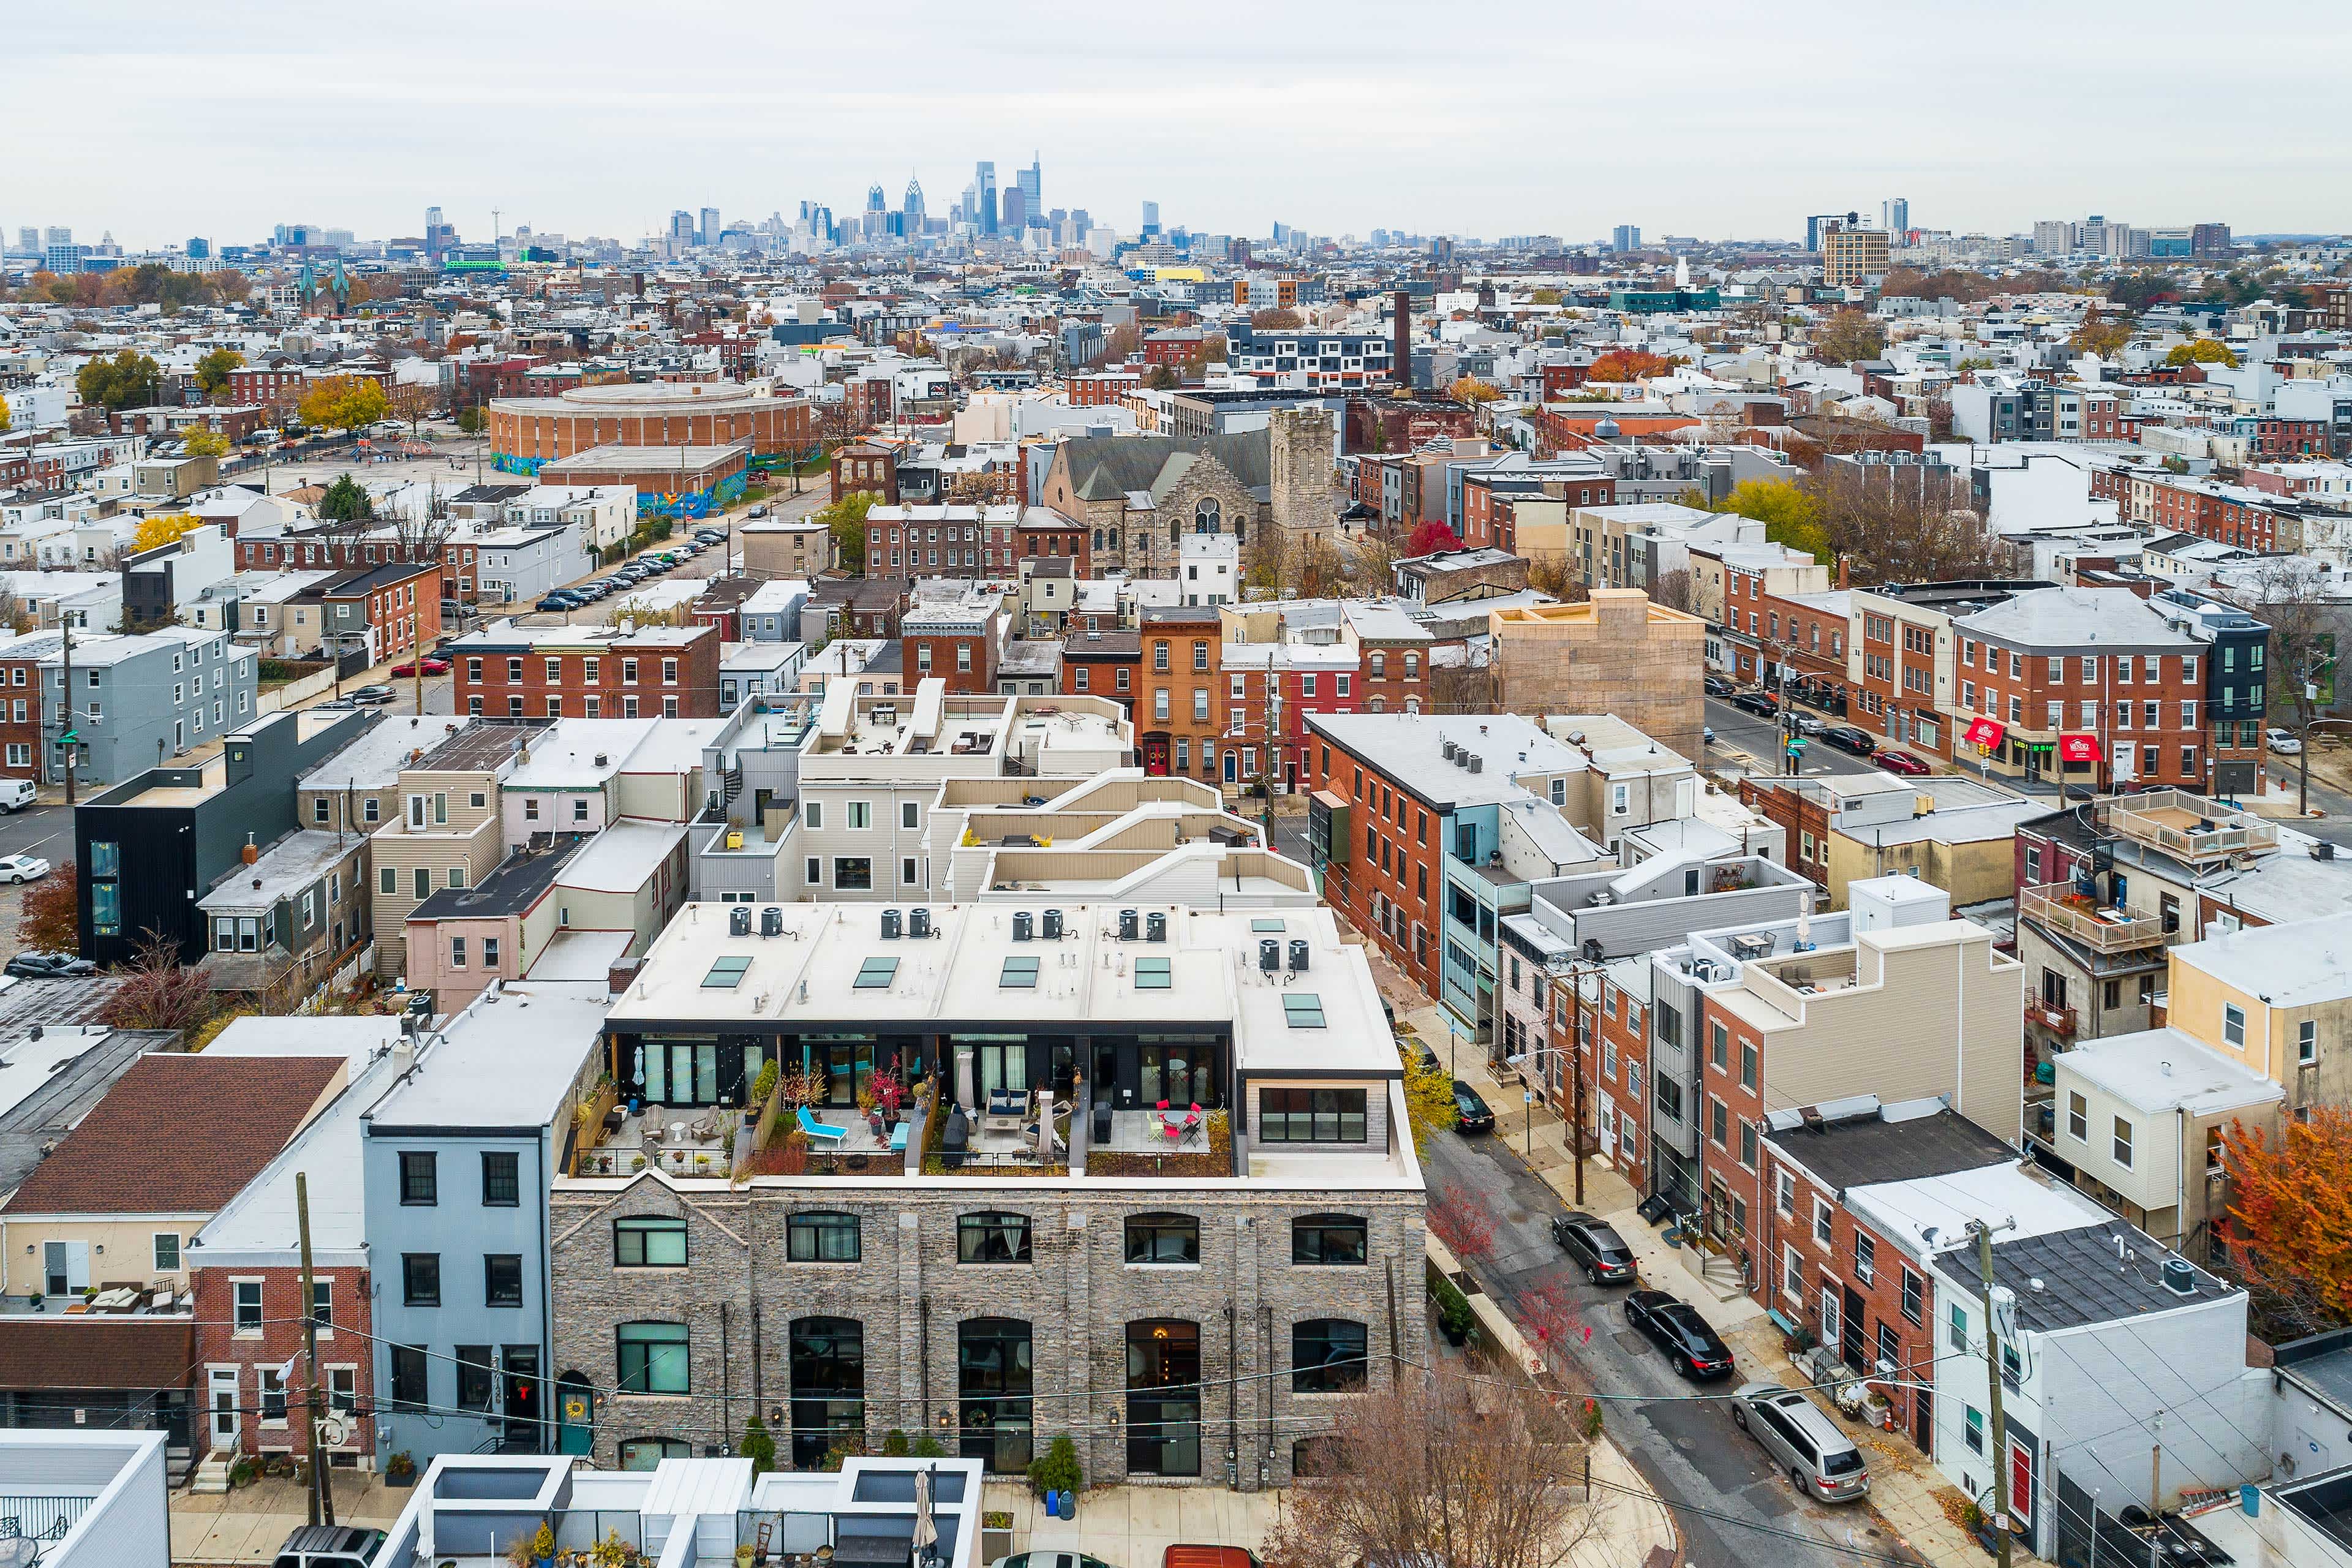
1134,957,1172,989
1282,993,1327,1029
854,957,899,989
1000,956,1040,989
701,956,752,989
1251,918,1286,933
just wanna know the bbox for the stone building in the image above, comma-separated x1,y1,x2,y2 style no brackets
1036,417,1338,578
1490,590,1708,763
549,900,1423,1488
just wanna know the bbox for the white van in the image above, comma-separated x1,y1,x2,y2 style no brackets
0,779,35,813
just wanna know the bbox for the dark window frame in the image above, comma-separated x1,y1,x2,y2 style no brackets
484,1253,524,1308
1291,1213,1368,1266
401,1252,440,1308
399,1150,437,1206
1123,1212,1200,1265
957,1211,1034,1265
787,1211,862,1263
614,1216,689,1268
1292,1318,1370,1393
480,1150,520,1207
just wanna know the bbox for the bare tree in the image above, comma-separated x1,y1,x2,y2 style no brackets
1260,1366,1598,1568
1808,466,2018,586
386,380,443,437
2231,555,2337,724
1648,567,1695,614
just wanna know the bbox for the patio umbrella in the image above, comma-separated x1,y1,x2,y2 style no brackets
1036,1090,1055,1163
913,1464,937,1568
956,1048,976,1118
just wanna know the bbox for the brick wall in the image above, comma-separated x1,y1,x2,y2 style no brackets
191,1262,375,1465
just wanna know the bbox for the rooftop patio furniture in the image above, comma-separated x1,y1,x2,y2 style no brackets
889,1121,910,1154
797,1106,848,1144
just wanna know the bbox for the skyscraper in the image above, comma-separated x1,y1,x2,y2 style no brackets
1140,200,1161,237
1000,187,1027,232
668,210,695,241
976,160,998,236
903,176,926,228
1017,155,1042,227
1611,224,1641,252
699,207,722,247
43,226,70,247
15,228,36,253
1881,198,1909,237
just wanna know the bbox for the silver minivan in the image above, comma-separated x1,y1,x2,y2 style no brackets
1729,1382,1870,1502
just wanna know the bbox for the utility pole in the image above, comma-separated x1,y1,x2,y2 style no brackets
1570,962,1589,1207
296,1172,337,1527
1970,1220,2014,1568
57,617,74,806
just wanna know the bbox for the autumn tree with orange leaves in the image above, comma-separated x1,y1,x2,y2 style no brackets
1585,348,1689,382
2224,1107,2352,1333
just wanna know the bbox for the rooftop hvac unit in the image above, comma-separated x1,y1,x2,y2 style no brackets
909,907,932,939
1041,908,1065,940
1012,911,1034,942
728,905,753,938
2162,1257,2198,1296
1288,940,1310,973
1258,939,1281,973
760,906,783,938
1442,738,1458,760
1453,749,1469,768
1119,908,1140,941
1468,755,1483,774
881,908,903,940
1145,911,1168,943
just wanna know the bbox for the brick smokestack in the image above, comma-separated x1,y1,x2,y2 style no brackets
1392,290,1411,390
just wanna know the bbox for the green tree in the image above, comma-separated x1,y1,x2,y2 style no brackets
1716,478,1828,560
298,374,390,436
453,405,485,435
2165,339,2240,369
817,491,877,576
76,349,162,412
316,475,374,523
1529,287,1562,305
741,1414,777,1476
192,348,244,399
2068,311,2133,360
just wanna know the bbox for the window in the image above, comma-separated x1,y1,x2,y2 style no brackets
616,1216,688,1267
1293,1319,1368,1392
1282,993,1327,1028
1739,1120,1758,1169
1739,1041,1758,1091
804,801,823,830
1259,1087,1366,1143
450,935,467,969
902,801,920,830
2223,1003,2246,1049
1709,1022,1727,1070
845,801,872,831
1775,1170,1795,1218
959,1211,1033,1264
1949,1302,1969,1354
399,1151,437,1205
1133,956,1172,989
2302,1020,2318,1065
233,1279,263,1332
2001,1343,2022,1390
1000,956,1040,989
618,1322,692,1395
1854,1231,1876,1286
834,857,873,891
402,1253,441,1307
311,1280,331,1328
153,1233,180,1272
454,1348,494,1411
1901,1268,1923,1325
1293,1214,1368,1265
2062,1090,2087,1142
484,1254,523,1307
788,1212,862,1262
391,1346,428,1410
2112,1115,2135,1168
1126,1212,1200,1264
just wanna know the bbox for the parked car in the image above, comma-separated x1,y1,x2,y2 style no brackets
1624,1289,1736,1379
2269,726,2304,755
1821,725,1877,756
1164,1548,1259,1568
347,684,398,706
1550,1213,1638,1284
992,1555,1117,1568
388,657,449,677
1452,1080,1495,1135
1703,726,1715,747
1871,749,1931,777
1728,1382,1871,1502
694,526,728,543
0,855,51,884
746,504,771,519
1730,690,1779,718
0,778,34,813
537,592,584,611
5,952,95,979
1703,674,1736,698
271,1524,389,1568
1794,714,1829,736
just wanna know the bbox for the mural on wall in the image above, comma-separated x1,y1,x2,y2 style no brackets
638,471,748,519
491,453,546,477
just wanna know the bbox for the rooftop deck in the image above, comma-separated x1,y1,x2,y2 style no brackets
2105,788,2279,865
2019,882,2166,953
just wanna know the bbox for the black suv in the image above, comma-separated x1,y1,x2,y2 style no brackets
1820,725,1878,756
1729,690,1779,719
1550,1213,1638,1284
1703,674,1736,698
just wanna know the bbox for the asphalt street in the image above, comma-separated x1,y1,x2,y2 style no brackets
1423,1128,1920,1568
0,803,75,866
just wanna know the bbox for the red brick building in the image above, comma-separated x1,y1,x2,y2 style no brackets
1067,370,1142,407
453,624,723,719
313,560,443,665
0,635,48,779
191,1261,375,1469
902,592,1009,695
1060,628,1140,715
830,442,901,504
1301,720,1451,999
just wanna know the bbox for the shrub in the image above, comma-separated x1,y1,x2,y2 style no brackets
741,1413,776,1476
750,1059,779,1106
1027,1433,1081,1498
909,1433,946,1458
1425,1258,1477,1345
881,1428,910,1457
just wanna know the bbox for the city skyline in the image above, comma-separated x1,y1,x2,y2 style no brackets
13,0,2352,248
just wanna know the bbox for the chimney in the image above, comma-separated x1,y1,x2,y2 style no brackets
241,834,259,865
1392,290,1411,390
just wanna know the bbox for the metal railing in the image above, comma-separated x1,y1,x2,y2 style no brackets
2105,789,2278,863
0,1494,90,1544
2018,884,2165,953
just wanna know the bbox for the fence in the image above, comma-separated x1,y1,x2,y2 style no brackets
0,1494,89,1543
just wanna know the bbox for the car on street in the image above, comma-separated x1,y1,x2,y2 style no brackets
0,778,35,812
1452,1080,1495,1135
1821,725,1877,756
746,505,771,519
1728,1382,1872,1502
1413,1041,1442,1076
271,1523,390,1568
695,526,728,542
347,684,398,706
1729,690,1779,718
1702,726,1714,747
0,855,50,883
1871,749,1931,776
2269,726,2304,755
389,657,449,677
1624,1289,1736,1379
5,952,95,979
1550,1213,1638,1284
1703,674,1736,698
990,1554,1117,1568
1793,714,1829,736
537,592,584,611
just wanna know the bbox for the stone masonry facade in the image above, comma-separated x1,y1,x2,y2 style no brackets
549,1175,1425,1490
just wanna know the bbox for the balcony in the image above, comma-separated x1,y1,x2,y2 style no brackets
2026,998,2078,1036
2105,789,2279,865
2019,883,2165,954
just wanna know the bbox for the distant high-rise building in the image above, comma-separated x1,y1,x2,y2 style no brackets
1820,220,1888,287
2079,214,2108,254
668,210,695,241
1803,214,1849,252
699,207,721,247
976,160,998,235
903,177,926,228
1610,224,1641,252
43,243,86,276
15,227,37,253
1141,200,1161,237
186,237,210,260
1017,155,1042,227
1000,187,1027,232
2191,222,2233,260
423,205,458,258
1881,198,1909,238
2031,220,2076,256
43,227,69,247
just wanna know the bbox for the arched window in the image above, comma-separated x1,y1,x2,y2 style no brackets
1292,1318,1368,1392
1196,499,1221,535
1093,529,1104,550
1403,653,1420,679
1169,522,1181,546
1369,651,1386,679
1124,1212,1200,1265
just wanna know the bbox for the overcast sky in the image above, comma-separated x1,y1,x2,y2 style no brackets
15,0,2351,251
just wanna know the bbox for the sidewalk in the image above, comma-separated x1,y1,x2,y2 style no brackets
171,1474,405,1566
1375,954,2038,1568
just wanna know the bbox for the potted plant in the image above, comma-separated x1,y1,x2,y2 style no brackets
386,1450,417,1488
631,1154,646,1172
592,1532,631,1568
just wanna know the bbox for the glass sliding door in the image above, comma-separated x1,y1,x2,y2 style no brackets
1126,1320,1200,1477
789,1317,865,1469
958,1318,1033,1473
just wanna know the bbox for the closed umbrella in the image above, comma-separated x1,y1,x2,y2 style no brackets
956,1049,976,1118
913,1464,938,1568
1036,1090,1055,1164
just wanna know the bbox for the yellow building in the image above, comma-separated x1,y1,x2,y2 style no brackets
1822,225,1890,288
2163,913,2352,1114
1490,590,1707,763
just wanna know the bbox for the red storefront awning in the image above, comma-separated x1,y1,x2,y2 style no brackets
2058,733,2103,763
1963,717,2007,750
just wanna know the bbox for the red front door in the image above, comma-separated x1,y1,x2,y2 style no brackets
2008,1436,2033,1526
1141,737,1169,775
